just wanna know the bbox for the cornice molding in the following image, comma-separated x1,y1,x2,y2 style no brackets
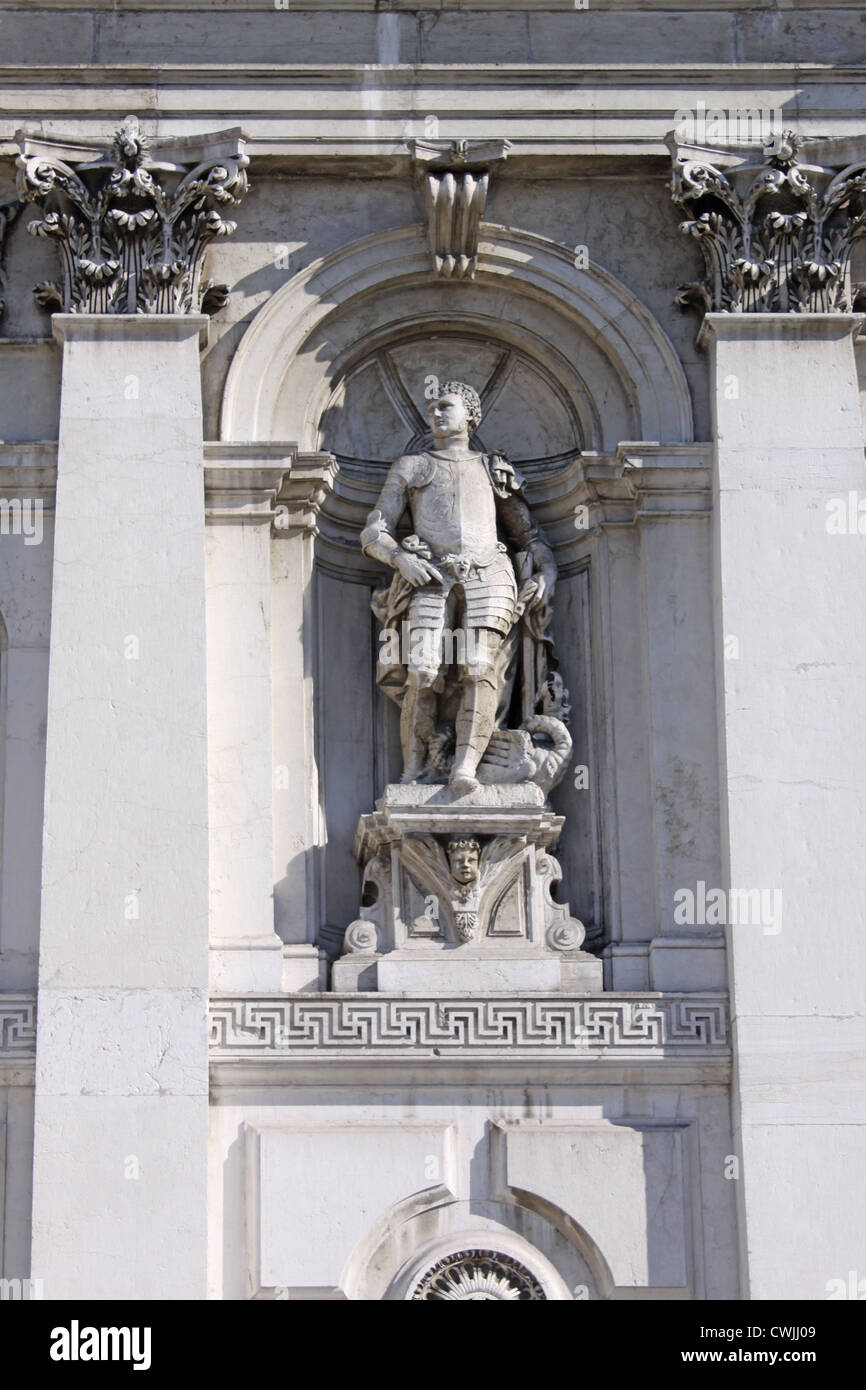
206,446,712,578
203,441,337,527
528,445,713,572
2,62,865,82
2,67,866,169
0,441,58,505
0,443,709,536
2,1,861,10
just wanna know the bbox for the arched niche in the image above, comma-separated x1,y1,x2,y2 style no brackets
220,223,694,453
222,225,693,947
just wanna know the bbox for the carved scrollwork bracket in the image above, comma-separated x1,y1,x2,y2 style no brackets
15,116,249,315
408,138,511,280
669,129,866,316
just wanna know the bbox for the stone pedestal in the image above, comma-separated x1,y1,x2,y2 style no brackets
332,784,602,995
30,316,210,1299
703,312,866,1300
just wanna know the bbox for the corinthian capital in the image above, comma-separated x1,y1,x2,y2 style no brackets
15,117,249,316
669,130,866,316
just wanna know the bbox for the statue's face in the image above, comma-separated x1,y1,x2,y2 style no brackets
448,842,479,885
429,392,468,440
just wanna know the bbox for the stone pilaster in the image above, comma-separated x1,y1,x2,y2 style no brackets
702,312,866,1298
202,446,335,993
19,116,251,1296
30,315,211,1298
203,446,290,993
270,455,337,989
532,448,721,991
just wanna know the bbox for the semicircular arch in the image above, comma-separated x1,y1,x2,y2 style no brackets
220,223,694,455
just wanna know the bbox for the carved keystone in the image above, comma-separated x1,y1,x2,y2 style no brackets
409,138,510,280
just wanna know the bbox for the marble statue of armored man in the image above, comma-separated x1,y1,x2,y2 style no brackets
361,379,573,796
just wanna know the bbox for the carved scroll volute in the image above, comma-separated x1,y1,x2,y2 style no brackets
15,116,249,315
535,849,586,952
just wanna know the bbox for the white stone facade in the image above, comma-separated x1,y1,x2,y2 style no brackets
0,0,865,1302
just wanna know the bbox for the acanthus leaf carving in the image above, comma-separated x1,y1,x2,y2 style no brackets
16,116,249,316
670,128,866,316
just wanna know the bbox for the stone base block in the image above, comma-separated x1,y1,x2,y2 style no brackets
377,953,562,995
331,955,381,992
649,938,727,992
558,955,605,992
209,939,285,993
281,944,328,992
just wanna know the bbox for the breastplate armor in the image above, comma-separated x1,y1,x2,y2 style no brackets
409,453,500,563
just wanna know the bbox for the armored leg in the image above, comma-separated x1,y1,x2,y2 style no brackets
450,628,503,795
400,587,449,782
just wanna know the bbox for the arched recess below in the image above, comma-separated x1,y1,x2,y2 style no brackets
339,1189,614,1302
219,223,694,453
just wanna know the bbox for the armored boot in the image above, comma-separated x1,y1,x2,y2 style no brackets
450,677,497,795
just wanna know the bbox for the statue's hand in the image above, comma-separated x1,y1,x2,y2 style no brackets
394,551,444,587
515,578,538,616
528,572,550,609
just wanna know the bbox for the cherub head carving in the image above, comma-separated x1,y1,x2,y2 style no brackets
446,834,481,886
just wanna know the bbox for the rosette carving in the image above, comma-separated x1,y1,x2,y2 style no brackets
410,1250,546,1300
16,117,248,315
